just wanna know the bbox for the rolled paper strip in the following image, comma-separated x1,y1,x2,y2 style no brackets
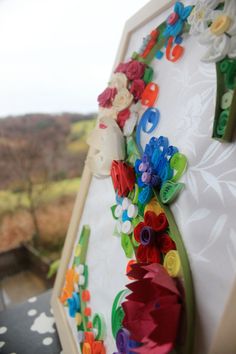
210,15,231,36
74,283,79,293
75,312,82,326
92,341,106,354
138,185,153,204
144,211,168,232
159,233,176,254
122,198,131,210
126,260,137,280
160,180,185,204
139,162,149,172
116,328,130,353
133,222,145,243
68,292,80,317
82,342,92,354
132,232,140,247
166,36,184,62
144,198,163,215
217,110,229,136
122,210,131,222
221,91,233,110
127,204,138,218
141,83,159,107
140,226,156,245
121,233,134,258
170,152,187,182
141,171,152,184
114,204,123,218
92,313,106,340
150,174,161,188
143,66,154,84
84,307,92,317
87,321,93,329
79,275,85,286
77,264,84,275
168,12,179,25
81,265,89,289
220,59,230,73
121,220,133,235
136,107,160,154
116,220,122,234
164,250,182,277
175,35,183,45
75,244,82,257
155,50,164,59
136,244,148,263
167,145,178,157
111,290,127,339
82,290,91,302
84,331,95,346
78,330,85,343
225,61,236,90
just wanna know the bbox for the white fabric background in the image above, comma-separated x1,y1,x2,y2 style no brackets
65,3,236,354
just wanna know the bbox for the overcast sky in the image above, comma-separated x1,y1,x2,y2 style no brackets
0,0,148,117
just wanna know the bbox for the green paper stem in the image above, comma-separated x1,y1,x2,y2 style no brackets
153,189,195,354
111,289,129,339
73,225,90,334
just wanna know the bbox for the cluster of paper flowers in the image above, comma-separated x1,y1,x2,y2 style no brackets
120,263,182,354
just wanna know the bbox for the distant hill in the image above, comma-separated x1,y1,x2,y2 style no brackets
0,113,96,190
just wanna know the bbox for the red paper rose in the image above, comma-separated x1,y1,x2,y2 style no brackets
159,233,176,254
115,62,128,74
130,79,145,101
97,87,117,108
111,160,136,197
126,60,145,81
122,263,182,353
117,108,131,129
134,211,173,264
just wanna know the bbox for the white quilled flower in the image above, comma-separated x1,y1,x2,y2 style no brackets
188,0,222,35
198,0,236,62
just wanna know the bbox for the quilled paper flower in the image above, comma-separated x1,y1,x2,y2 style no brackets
164,250,182,278
115,62,128,74
129,79,146,102
111,161,136,197
126,60,145,81
109,73,128,90
187,0,222,35
117,108,131,129
122,263,182,352
113,88,133,112
134,211,175,264
97,87,117,108
113,196,138,236
163,1,193,38
198,0,236,62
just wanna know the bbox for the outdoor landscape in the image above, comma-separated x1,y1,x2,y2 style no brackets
0,113,95,262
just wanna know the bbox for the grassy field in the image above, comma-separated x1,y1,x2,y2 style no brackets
67,119,96,153
0,178,81,215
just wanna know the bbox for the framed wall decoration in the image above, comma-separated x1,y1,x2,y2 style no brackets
51,1,236,353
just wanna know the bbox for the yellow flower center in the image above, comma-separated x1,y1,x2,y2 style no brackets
210,15,231,36
196,9,205,20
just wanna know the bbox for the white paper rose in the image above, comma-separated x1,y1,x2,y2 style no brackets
113,88,133,112
198,0,236,62
109,73,128,90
